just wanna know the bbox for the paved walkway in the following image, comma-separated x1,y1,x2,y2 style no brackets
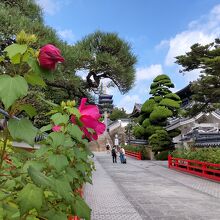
84,152,220,220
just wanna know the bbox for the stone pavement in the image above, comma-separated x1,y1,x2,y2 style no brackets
84,152,220,220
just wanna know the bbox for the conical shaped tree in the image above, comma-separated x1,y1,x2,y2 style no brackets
133,74,181,157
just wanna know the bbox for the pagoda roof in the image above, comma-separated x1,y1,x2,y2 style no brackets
176,84,193,99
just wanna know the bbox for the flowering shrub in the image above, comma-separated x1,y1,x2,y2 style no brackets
0,31,102,220
71,98,105,140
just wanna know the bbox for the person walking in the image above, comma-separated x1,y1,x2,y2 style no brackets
111,146,117,163
120,146,126,164
119,147,124,163
106,144,110,154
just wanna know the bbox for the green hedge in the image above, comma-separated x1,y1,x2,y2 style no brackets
171,148,220,164
123,145,150,160
155,150,169,160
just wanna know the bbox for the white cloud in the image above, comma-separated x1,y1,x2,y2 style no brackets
136,64,164,81
35,0,60,15
35,0,71,15
117,95,141,113
165,31,215,66
155,40,169,50
159,4,220,66
58,29,75,44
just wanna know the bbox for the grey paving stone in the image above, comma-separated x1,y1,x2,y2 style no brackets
84,152,220,220
84,154,142,220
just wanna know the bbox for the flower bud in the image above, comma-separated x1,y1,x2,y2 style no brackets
38,44,64,70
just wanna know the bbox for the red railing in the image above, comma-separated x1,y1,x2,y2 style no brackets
125,150,142,160
168,155,220,182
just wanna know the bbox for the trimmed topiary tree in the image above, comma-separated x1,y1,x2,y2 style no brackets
132,74,181,157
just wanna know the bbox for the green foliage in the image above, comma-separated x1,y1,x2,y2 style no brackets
145,125,162,137
123,145,150,160
72,31,137,93
8,118,38,146
132,125,145,139
175,39,220,115
0,0,91,123
142,119,151,128
168,128,181,138
155,150,170,160
141,99,156,114
133,74,181,157
109,107,128,121
0,33,93,220
0,75,28,109
159,98,180,109
171,148,220,164
18,183,43,215
149,106,173,123
149,129,172,154
164,93,181,101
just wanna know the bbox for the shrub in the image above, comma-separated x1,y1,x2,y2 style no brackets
171,147,220,164
123,145,150,160
155,150,170,160
141,99,156,114
149,106,173,122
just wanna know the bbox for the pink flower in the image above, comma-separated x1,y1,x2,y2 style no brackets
38,44,64,70
52,125,61,132
71,98,105,140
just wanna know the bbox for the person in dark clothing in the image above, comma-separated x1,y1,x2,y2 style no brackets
111,146,117,163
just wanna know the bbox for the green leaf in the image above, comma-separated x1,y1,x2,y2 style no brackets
24,72,46,87
65,167,79,181
8,118,38,146
42,210,67,220
1,202,20,220
48,154,68,172
34,145,50,157
75,163,86,174
40,124,52,132
4,44,27,59
54,179,72,201
18,104,37,118
47,132,65,148
23,161,45,172
0,75,28,109
17,183,43,215
72,195,91,220
11,53,21,64
28,166,54,188
63,136,74,147
27,57,42,75
67,124,83,141
65,107,80,117
3,179,16,190
50,113,69,125
0,56,4,62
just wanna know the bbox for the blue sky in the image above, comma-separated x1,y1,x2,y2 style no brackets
36,0,220,113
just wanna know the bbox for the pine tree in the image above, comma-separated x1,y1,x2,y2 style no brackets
133,75,181,156
72,31,137,94
175,39,220,115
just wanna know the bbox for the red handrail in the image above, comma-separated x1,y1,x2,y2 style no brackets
168,155,220,182
125,150,142,160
